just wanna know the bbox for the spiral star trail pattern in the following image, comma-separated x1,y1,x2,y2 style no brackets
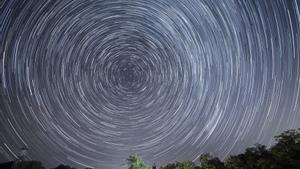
1,0,300,168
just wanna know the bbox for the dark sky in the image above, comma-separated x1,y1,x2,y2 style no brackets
1,0,300,169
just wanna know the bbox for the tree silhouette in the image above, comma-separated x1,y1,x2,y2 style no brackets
126,155,151,169
159,128,300,169
270,128,300,169
1,128,299,169
53,164,76,169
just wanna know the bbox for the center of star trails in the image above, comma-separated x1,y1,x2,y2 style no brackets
118,62,140,89
107,55,150,94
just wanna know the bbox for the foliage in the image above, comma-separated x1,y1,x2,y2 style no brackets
53,164,76,169
199,154,226,169
14,161,46,169
182,161,194,169
225,128,300,169
160,161,183,169
160,161,194,169
270,128,300,169
1,128,299,169
224,144,273,169
126,155,151,169
160,128,300,169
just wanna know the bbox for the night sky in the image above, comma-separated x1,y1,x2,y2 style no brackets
1,0,300,169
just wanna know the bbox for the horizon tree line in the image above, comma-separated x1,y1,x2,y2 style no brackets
1,128,299,169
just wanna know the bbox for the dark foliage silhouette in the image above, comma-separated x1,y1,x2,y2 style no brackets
0,128,298,169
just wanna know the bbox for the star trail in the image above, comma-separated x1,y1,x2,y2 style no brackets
1,0,300,169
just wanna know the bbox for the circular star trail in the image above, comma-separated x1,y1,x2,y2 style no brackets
1,0,300,169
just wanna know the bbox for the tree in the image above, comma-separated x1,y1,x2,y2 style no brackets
160,162,182,169
14,161,46,169
224,129,300,169
160,161,195,169
199,154,225,169
270,128,300,169
182,161,194,169
53,164,76,169
224,144,273,169
126,155,151,169
129,128,300,169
